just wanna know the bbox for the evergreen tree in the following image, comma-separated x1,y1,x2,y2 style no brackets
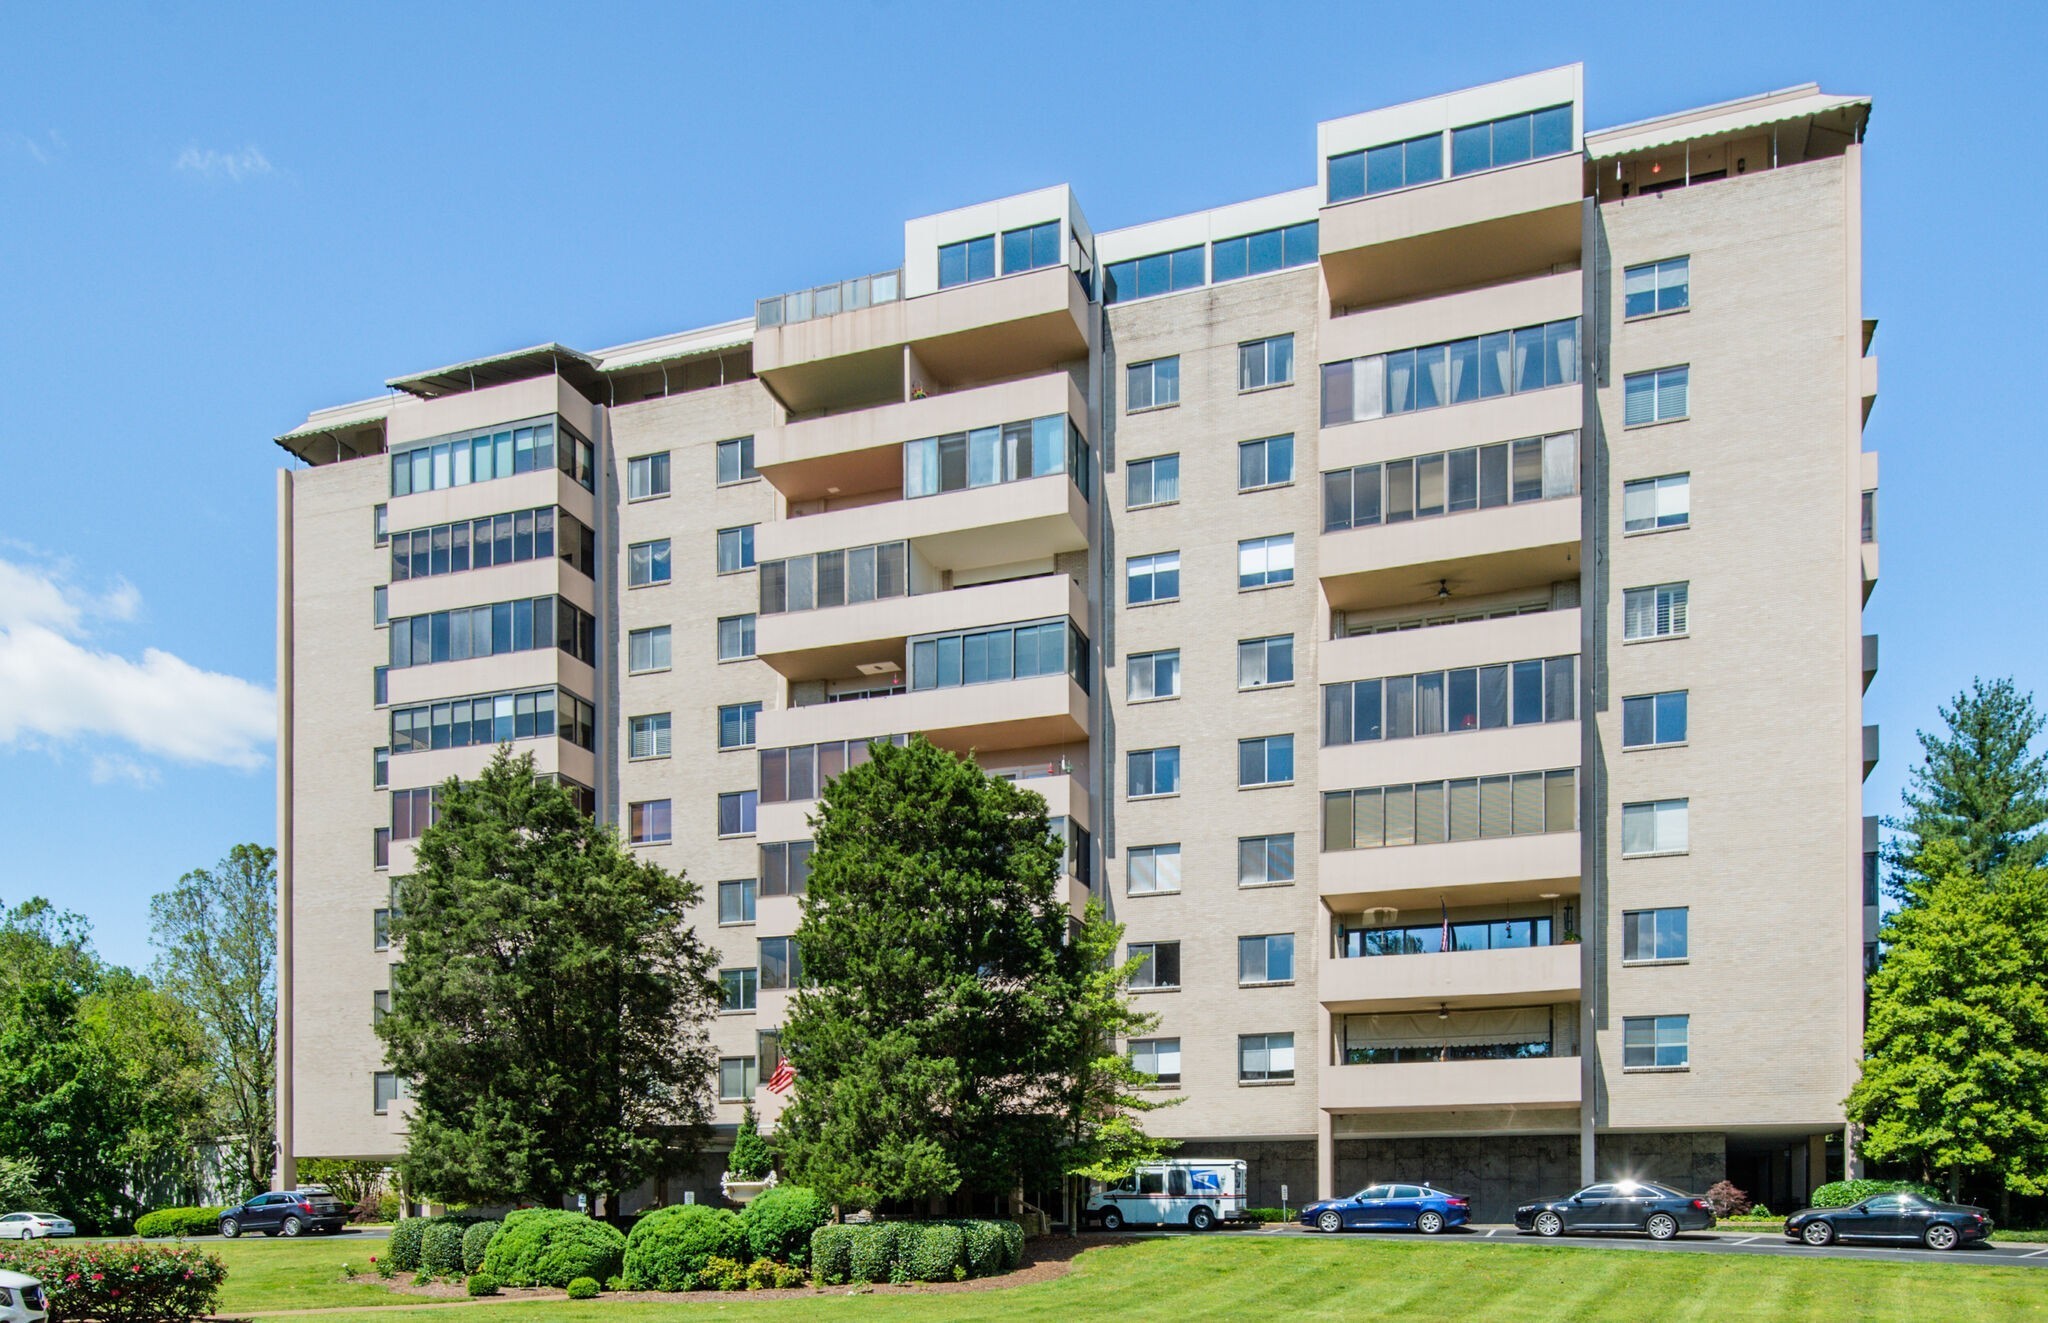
377,750,720,1210
1885,677,2048,901
1054,898,1180,1183
1847,842,2048,1211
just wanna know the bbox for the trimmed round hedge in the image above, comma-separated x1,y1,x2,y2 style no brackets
479,1209,626,1289
808,1219,1021,1286
741,1186,831,1267
422,1221,467,1276
566,1276,601,1300
465,1272,499,1297
135,1206,226,1238
1809,1179,1942,1209
387,1218,429,1272
906,1223,965,1282
622,1204,744,1291
461,1220,501,1273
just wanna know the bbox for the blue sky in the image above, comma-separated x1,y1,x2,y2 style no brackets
2,1,2040,971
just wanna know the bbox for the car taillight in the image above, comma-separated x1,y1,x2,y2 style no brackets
1450,1199,1468,1207
1690,1200,1709,1211
300,1201,315,1212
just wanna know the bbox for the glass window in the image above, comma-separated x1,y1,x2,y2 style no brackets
629,626,672,673
718,790,758,837
1238,535,1294,589
1130,1038,1181,1085
1622,691,1688,748
372,746,389,789
630,713,672,759
1623,1014,1690,1069
1126,551,1180,605
1623,473,1690,532
1238,335,1294,391
717,526,757,573
373,504,388,545
1624,257,1690,318
1238,1032,1295,1082
1623,583,1689,640
719,1056,759,1100
716,436,757,485
1126,357,1179,410
1129,941,1180,989
718,702,762,750
938,234,996,288
1238,934,1295,984
1237,834,1294,886
1238,434,1294,490
1624,365,1690,425
720,968,758,1012
718,878,756,925
1127,649,1180,701
1127,844,1182,896
1622,798,1690,856
1624,908,1689,962
628,452,671,500
628,799,672,845
373,828,390,870
718,614,756,661
1128,454,1180,507
1238,635,1293,689
1103,246,1204,304
373,1072,401,1114
1002,220,1061,274
1450,104,1574,176
628,539,672,587
1239,735,1294,787
1127,747,1181,798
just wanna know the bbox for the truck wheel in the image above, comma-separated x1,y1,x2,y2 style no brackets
1188,1207,1215,1232
1100,1208,1123,1232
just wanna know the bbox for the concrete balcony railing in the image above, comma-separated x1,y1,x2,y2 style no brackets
1321,496,1581,615
1320,943,1580,1015
386,463,596,543
384,650,595,713
757,763,1088,843
385,555,594,623
1319,153,1584,312
1321,609,1580,686
758,371,1087,504
752,265,1091,415
1320,721,1580,796
1321,831,1581,911
756,672,1089,759
758,573,1085,682
1319,1054,1581,1114
756,471,1088,577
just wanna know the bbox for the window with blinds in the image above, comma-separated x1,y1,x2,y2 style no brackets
1324,433,1576,532
1623,583,1689,640
1127,844,1182,895
1624,257,1690,318
1238,834,1295,886
1324,769,1576,852
1623,365,1690,425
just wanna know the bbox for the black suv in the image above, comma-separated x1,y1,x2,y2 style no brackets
218,1189,349,1238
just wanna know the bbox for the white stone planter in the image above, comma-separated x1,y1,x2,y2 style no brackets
720,1170,778,1205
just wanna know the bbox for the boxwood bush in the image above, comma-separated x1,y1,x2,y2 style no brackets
135,1206,226,1238
566,1275,601,1299
807,1219,1020,1286
465,1271,499,1297
959,1219,1004,1278
0,1240,226,1322
461,1219,501,1273
621,1204,744,1291
741,1186,831,1267
906,1223,966,1282
847,1221,904,1283
422,1221,467,1277
480,1209,626,1288
1809,1179,1942,1209
810,1224,854,1284
387,1217,430,1272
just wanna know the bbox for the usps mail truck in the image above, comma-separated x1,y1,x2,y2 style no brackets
1084,1158,1249,1230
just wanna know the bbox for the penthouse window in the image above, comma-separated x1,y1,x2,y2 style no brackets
1323,769,1576,851
1324,434,1578,531
1327,132,1442,203
390,687,595,755
389,416,594,496
903,415,1085,498
909,618,1087,693
1126,356,1180,411
761,541,907,615
938,234,996,288
1211,222,1317,282
1450,104,1573,176
1002,220,1061,274
1323,656,1575,746
390,507,595,583
1321,319,1579,426
388,596,596,668
1103,245,1204,304
1624,257,1690,318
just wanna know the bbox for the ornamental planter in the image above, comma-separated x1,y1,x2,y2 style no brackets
720,1170,778,1205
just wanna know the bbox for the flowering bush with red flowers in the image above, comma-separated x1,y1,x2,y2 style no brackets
0,1239,225,1322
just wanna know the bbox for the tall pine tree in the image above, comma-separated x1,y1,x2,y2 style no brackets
1885,677,2048,901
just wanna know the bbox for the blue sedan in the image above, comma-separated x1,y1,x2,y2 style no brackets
1300,1183,1470,1234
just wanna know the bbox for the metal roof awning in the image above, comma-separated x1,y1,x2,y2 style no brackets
1587,86,1870,160
594,319,754,374
385,343,604,400
273,398,392,462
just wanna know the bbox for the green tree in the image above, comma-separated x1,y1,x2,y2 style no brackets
1847,842,2048,1215
777,736,1161,1210
376,749,720,1211
150,844,278,1196
295,1158,388,1210
0,1156,41,1210
1055,900,1179,1183
1886,677,2048,901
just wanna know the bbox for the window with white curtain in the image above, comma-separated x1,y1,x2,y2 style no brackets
1624,474,1690,532
1622,798,1689,856
1127,843,1182,896
1130,1037,1182,1085
1238,1032,1295,1081
1238,535,1294,589
1623,583,1689,640
1127,649,1180,701
1126,356,1180,410
1128,454,1180,507
1238,434,1294,490
1624,365,1690,425
1321,320,1578,426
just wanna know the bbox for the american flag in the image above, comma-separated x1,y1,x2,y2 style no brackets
767,1058,797,1095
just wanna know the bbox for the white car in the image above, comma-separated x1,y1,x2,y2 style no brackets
0,1214,70,1241
0,1267,49,1323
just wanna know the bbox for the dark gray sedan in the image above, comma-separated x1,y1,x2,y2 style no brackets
1784,1192,1992,1250
1515,1180,1716,1240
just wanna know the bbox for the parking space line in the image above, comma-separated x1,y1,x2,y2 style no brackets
2022,1247,2048,1258
1734,1236,1762,1245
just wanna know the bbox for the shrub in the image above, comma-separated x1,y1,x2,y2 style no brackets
566,1276,600,1300
697,1255,748,1291
0,1240,226,1322
461,1220,501,1274
847,1221,903,1284
810,1224,854,1284
1751,1204,1774,1218
376,1191,402,1223
996,1219,1024,1271
388,1218,429,1272
135,1206,226,1239
1242,1206,1288,1223
1705,1181,1752,1218
622,1204,745,1291
958,1219,1004,1278
906,1223,965,1282
465,1272,499,1297
480,1209,626,1289
742,1186,831,1267
1809,1178,1942,1209
422,1221,467,1277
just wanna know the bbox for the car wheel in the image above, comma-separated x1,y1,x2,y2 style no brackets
1317,1211,1343,1234
1417,1211,1446,1235
1924,1223,1959,1251
1801,1221,1834,1247
1099,1208,1123,1232
1188,1207,1215,1232
1534,1211,1564,1238
282,1216,304,1238
1645,1213,1679,1241
219,1219,240,1239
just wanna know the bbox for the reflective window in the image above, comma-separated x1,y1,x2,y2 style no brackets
760,735,907,804
1127,843,1181,896
1325,434,1576,533
1239,735,1294,787
1327,133,1443,203
1624,366,1690,425
719,1056,758,1100
1622,691,1688,748
1623,908,1689,962
719,702,762,750
1239,434,1293,490
1622,799,1689,856
1623,1015,1689,1069
909,618,1088,693
1126,551,1180,605
1238,535,1294,589
1128,454,1180,507
761,542,907,615
390,507,593,583
1212,222,1318,281
1625,257,1690,318
903,415,1084,499
1238,635,1294,689
1103,246,1204,303
1002,220,1061,274
1238,335,1294,391
1324,656,1574,745
760,840,814,896
390,687,593,754
388,596,595,668
1126,357,1180,411
720,968,758,1012
759,936,801,989
1322,320,1579,426
1450,104,1573,176
1237,834,1295,886
389,416,593,496
628,452,671,500
718,790,758,838
938,234,996,288
1127,747,1181,798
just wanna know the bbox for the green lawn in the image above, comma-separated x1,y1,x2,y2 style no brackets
196,1233,2044,1321
200,1234,421,1312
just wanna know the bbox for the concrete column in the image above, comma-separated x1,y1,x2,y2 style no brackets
1808,1133,1829,1195
274,469,297,1193
1316,1109,1335,1202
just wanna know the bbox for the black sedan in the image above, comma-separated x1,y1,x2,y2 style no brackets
1515,1180,1715,1240
218,1189,349,1238
1784,1191,1993,1250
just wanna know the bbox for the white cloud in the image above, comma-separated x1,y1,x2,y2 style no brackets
174,144,274,181
0,556,274,773
7,130,64,165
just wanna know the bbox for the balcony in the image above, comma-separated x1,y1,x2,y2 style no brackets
1321,831,1580,911
1322,609,1580,685
1863,724,1880,781
1862,633,1878,693
756,760,1088,841
758,574,1085,682
386,463,596,539
1319,154,1584,312
1320,1054,1580,1114
756,472,1088,576
758,371,1086,504
1321,496,1581,614
756,673,1089,757
1320,944,1579,1015
752,265,1090,415
385,650,594,712
386,556,593,622
1321,720,1579,795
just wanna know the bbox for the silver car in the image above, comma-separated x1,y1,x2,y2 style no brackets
0,1213,72,1241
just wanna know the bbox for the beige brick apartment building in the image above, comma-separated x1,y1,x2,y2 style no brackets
273,67,1882,1219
